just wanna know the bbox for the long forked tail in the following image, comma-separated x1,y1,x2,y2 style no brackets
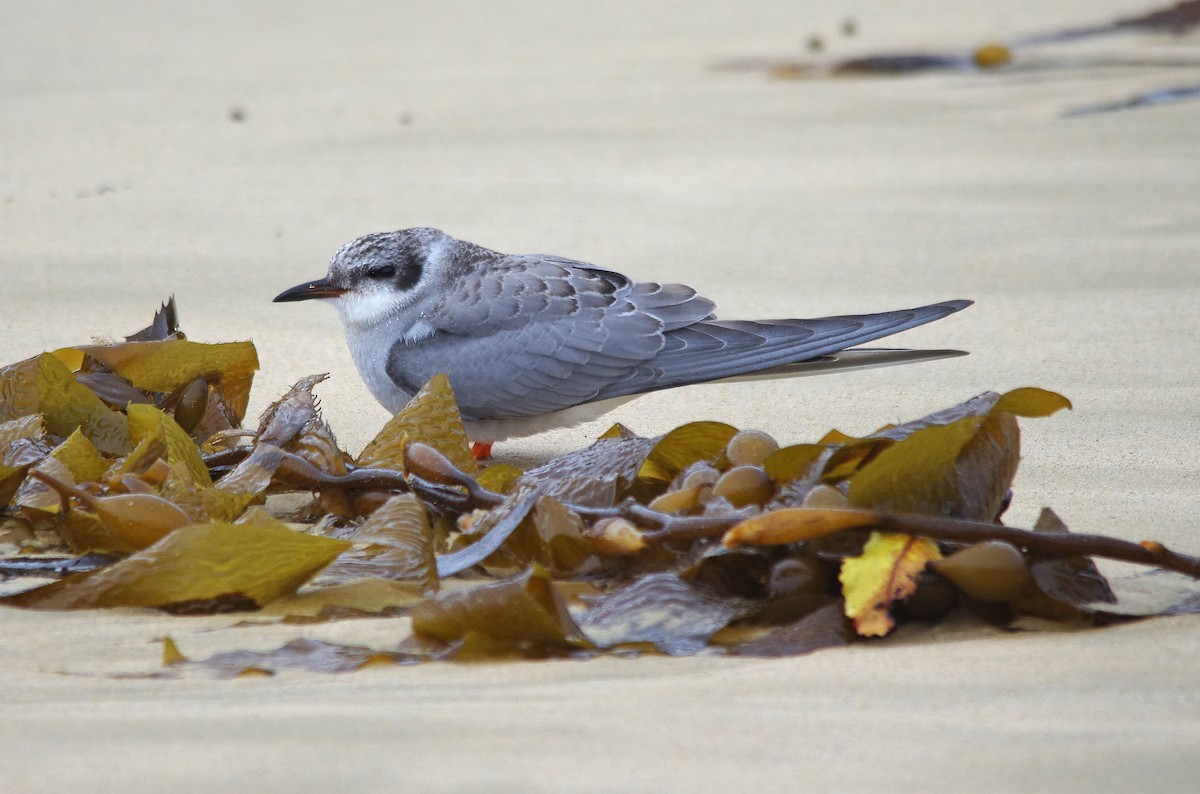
595,299,973,400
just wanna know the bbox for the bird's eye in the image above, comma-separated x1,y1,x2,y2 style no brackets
366,265,397,280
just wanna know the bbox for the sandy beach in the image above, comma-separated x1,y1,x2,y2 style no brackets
2,1,1199,790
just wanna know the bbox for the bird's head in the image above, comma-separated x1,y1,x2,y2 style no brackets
273,227,453,329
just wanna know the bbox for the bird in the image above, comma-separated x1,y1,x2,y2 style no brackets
274,227,971,458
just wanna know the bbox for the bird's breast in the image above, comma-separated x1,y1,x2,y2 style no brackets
343,321,415,414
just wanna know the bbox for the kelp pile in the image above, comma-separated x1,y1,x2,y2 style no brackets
2,302,1199,676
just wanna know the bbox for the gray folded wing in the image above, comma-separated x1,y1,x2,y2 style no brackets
387,253,971,421
387,256,714,419
593,300,973,400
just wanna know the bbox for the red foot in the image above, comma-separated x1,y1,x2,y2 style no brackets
471,441,494,461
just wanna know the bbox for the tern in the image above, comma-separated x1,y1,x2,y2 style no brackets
275,228,971,457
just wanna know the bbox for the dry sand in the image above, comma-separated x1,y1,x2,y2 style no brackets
2,1,1199,790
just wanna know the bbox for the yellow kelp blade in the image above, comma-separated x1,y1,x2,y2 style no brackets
840,531,942,637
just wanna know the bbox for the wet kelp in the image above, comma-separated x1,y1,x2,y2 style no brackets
1,301,1199,677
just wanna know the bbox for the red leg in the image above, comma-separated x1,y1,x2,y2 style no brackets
471,441,494,461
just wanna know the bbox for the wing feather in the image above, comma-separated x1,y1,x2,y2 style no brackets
594,301,972,400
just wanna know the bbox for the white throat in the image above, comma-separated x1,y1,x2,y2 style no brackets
333,288,406,330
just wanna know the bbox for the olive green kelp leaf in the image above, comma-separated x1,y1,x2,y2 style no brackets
357,374,476,474
847,388,1070,520
4,522,349,613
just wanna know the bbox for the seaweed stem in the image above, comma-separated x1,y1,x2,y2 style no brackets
271,444,1200,581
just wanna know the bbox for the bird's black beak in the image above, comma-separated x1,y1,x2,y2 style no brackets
273,278,347,302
